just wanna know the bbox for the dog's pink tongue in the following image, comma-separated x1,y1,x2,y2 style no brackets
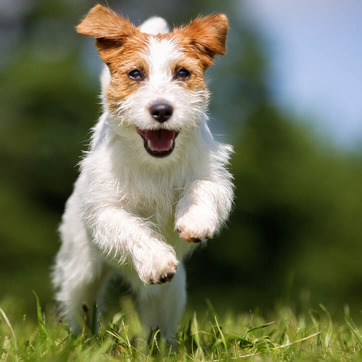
145,130,176,151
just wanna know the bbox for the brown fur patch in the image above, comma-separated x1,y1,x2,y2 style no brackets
170,57,206,91
77,5,151,113
172,14,229,69
104,35,150,114
77,5,138,39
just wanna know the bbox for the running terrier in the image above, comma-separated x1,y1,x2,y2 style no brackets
52,4,234,340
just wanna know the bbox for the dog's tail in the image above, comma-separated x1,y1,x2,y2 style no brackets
139,16,169,35
100,16,169,105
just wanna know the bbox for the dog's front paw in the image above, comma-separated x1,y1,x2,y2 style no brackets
137,248,179,285
175,209,217,243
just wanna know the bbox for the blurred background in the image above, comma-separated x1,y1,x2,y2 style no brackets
1,0,361,320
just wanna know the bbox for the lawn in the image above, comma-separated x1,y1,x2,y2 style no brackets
1,293,361,361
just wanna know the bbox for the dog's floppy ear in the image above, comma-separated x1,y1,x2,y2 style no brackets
77,4,139,64
77,4,137,39
179,14,228,68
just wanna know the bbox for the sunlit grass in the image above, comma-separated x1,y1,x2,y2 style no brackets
1,294,362,361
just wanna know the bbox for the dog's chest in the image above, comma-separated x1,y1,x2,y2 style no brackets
119,173,183,226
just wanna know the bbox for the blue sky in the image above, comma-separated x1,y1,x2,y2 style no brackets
243,0,362,148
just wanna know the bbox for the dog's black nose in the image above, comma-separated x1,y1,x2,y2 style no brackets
149,102,173,123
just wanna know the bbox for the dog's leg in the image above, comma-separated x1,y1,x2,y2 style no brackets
84,205,179,285
53,199,111,334
53,245,110,335
135,262,187,341
175,170,234,243
53,187,112,334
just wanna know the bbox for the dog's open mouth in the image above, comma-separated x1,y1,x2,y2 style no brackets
136,128,179,157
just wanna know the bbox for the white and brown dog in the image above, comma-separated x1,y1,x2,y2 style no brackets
52,4,234,340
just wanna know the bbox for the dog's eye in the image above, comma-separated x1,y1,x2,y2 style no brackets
128,69,144,81
175,68,191,81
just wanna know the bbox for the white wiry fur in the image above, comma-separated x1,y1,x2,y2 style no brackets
52,16,234,340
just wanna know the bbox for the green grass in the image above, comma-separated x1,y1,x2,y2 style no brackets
1,294,362,361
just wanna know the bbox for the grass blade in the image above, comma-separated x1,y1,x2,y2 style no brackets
33,290,48,343
276,331,321,349
345,318,362,349
319,304,333,348
0,307,17,350
244,321,276,337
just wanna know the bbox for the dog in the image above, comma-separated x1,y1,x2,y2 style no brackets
52,4,234,340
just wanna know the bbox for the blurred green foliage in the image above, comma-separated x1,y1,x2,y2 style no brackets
1,0,361,318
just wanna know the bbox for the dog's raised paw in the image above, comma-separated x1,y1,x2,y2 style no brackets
190,237,202,243
176,226,210,243
149,265,177,285
137,249,179,285
153,271,176,284
175,209,217,243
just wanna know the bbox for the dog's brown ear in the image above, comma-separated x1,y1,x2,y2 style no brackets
77,5,139,64
179,14,228,68
77,4,137,39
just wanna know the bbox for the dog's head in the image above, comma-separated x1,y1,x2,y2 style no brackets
77,5,228,159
